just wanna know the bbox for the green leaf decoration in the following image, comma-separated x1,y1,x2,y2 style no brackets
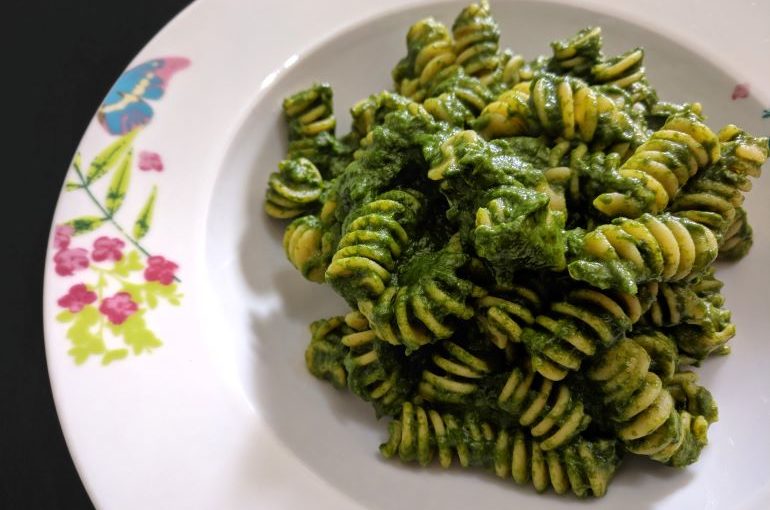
65,181,82,191
85,129,138,184
113,250,144,277
102,349,129,365
64,306,106,365
72,152,83,172
56,310,75,323
120,311,163,355
147,282,182,307
119,281,144,304
119,280,182,309
133,186,157,240
65,215,105,235
105,150,133,215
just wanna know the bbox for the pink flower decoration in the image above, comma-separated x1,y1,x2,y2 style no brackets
144,256,178,285
138,151,164,172
54,248,90,276
731,83,750,100
99,292,138,325
92,236,125,262
53,224,74,250
57,284,97,313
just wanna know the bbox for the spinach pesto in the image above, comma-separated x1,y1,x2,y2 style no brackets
262,0,768,499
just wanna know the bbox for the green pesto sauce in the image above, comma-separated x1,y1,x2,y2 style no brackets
270,12,760,487
333,110,438,223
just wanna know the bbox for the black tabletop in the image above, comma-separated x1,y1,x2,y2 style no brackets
4,1,192,508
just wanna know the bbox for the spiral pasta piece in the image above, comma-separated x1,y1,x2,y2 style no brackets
564,150,650,224
670,125,767,240
380,402,620,497
630,330,678,382
426,129,483,181
593,112,721,217
492,429,620,497
590,48,658,111
392,18,457,101
718,207,753,260
567,213,719,294
264,158,324,219
283,214,338,282
588,338,711,466
543,165,573,214
523,284,656,380
496,366,591,450
423,67,495,126
472,87,537,139
643,281,709,328
380,402,495,468
667,271,727,360
642,270,734,361
283,83,336,140
418,340,492,404
549,27,603,78
475,285,542,349
689,266,724,301
283,132,354,179
326,189,425,303
668,310,735,362
341,311,413,417
452,0,501,79
481,50,528,94
529,73,641,148
642,274,734,361
359,238,480,352
304,316,352,389
591,48,645,89
665,370,719,423
424,92,475,127
350,91,412,139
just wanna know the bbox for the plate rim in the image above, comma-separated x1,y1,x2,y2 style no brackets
42,0,770,508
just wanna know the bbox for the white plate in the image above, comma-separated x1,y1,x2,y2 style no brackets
44,0,770,508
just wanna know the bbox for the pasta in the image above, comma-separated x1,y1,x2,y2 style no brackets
593,112,721,217
326,189,425,302
392,18,456,101
264,158,323,219
283,82,336,140
474,284,542,349
566,213,719,294
718,207,753,260
522,283,657,380
588,338,711,467
263,0,768,498
452,0,501,80
358,236,480,352
304,316,351,389
341,311,414,417
419,348,592,450
380,402,620,497
283,213,337,282
423,71,494,127
549,27,603,78
670,125,767,254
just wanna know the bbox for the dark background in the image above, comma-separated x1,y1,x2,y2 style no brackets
3,1,193,508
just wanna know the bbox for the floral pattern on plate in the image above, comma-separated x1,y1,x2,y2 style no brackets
52,57,188,365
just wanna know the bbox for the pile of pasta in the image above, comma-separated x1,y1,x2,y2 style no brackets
264,0,768,498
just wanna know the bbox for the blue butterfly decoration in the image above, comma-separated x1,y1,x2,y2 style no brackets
98,57,190,135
